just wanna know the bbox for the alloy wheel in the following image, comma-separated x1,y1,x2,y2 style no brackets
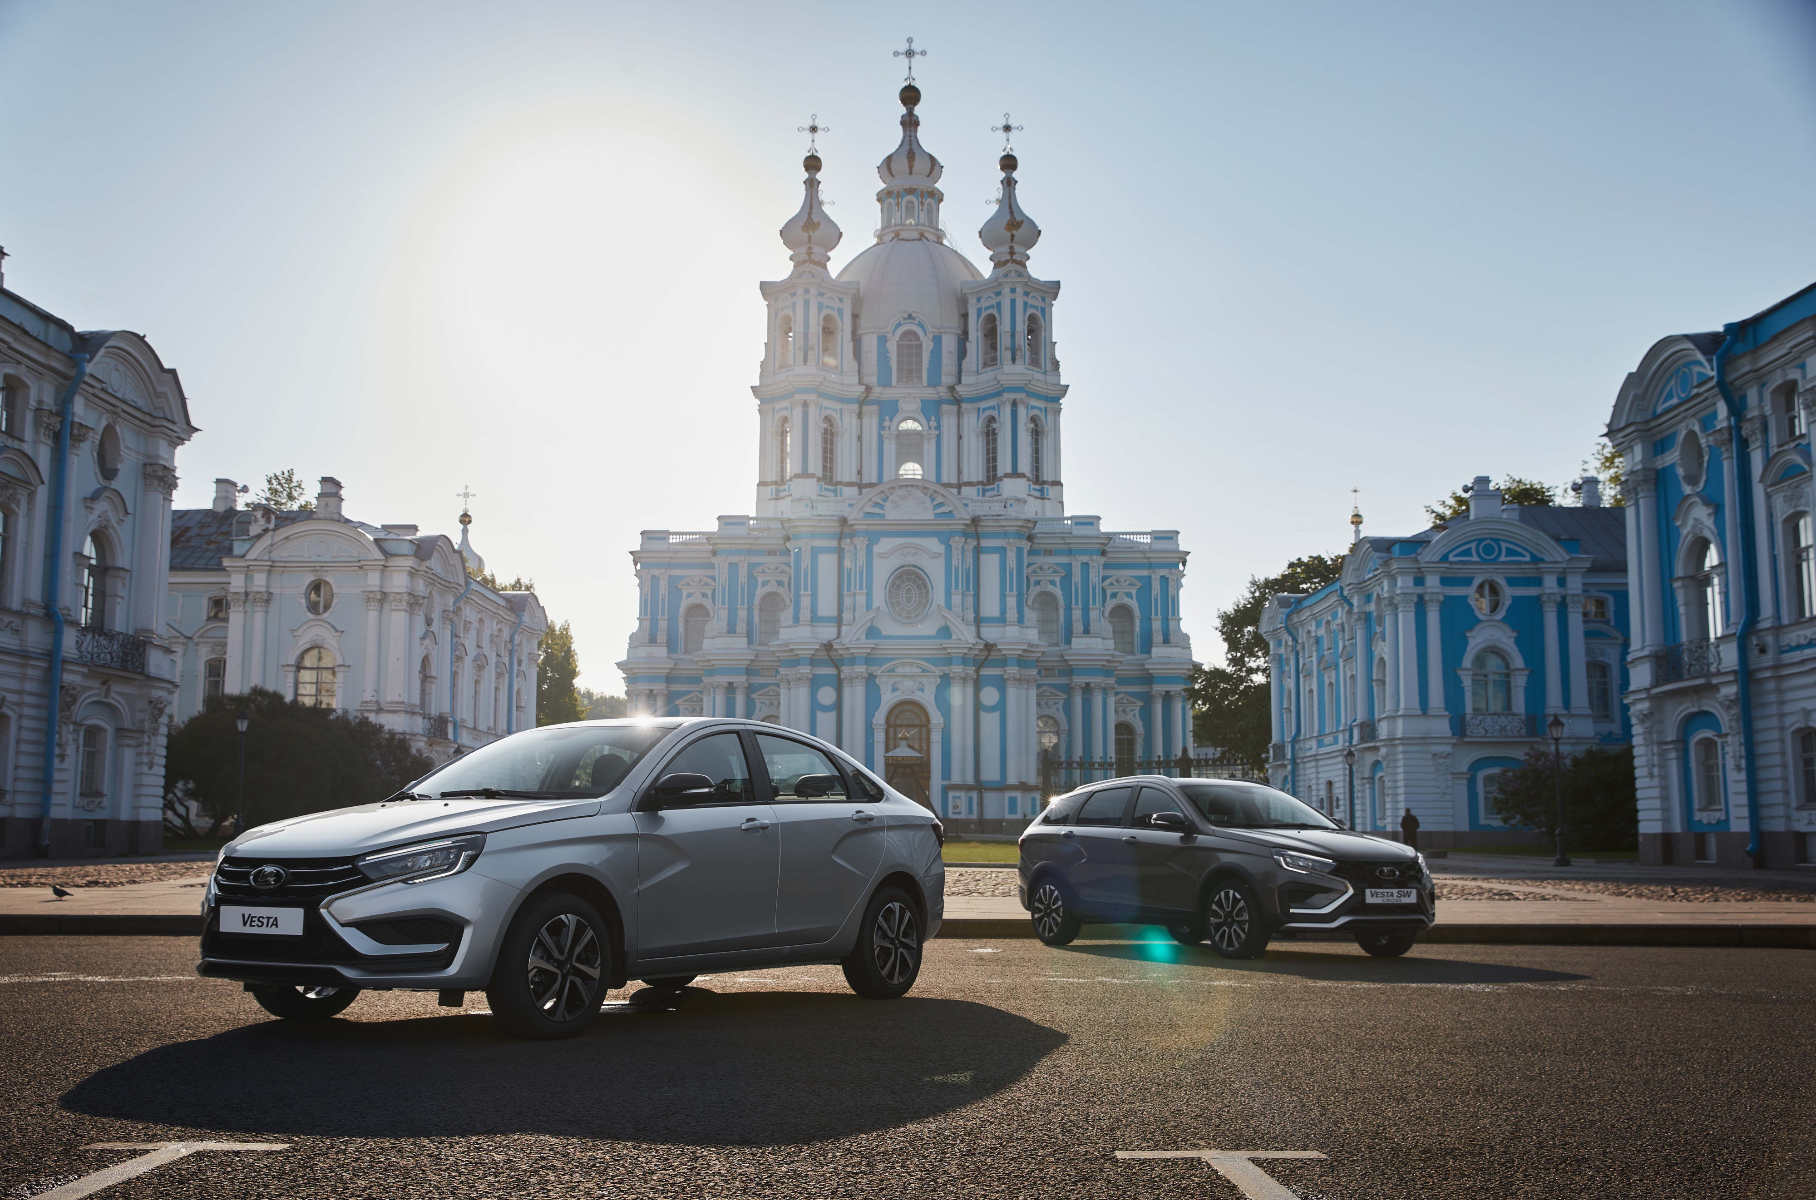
1032,883,1065,940
869,901,920,986
525,912,603,1022
1207,887,1251,953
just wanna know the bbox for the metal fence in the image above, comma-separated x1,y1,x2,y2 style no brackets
74,626,148,674
1039,751,1265,799
422,713,451,740
1454,712,1538,738
1656,639,1719,683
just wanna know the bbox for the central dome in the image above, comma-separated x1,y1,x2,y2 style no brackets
837,236,982,336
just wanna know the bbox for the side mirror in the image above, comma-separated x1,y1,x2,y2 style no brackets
1149,810,1188,831
794,773,842,798
649,772,717,808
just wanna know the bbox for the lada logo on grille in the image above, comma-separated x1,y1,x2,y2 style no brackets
1375,866,1401,881
250,864,289,891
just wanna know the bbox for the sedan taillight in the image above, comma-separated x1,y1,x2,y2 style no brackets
931,819,945,848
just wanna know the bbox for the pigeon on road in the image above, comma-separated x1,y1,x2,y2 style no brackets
50,885,73,899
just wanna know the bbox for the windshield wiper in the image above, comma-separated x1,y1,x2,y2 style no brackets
436,787,559,800
383,790,436,802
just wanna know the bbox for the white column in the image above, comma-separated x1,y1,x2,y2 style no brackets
248,591,271,690
1396,594,1420,714
1175,689,1189,756
734,681,748,721
1099,682,1113,767
1068,682,1083,759
1623,494,1647,649
225,591,248,695
1382,600,1401,714
841,667,867,760
1566,594,1589,714
949,667,975,786
1541,593,1563,713
1422,591,1444,715
362,591,383,708
387,594,412,705
1633,470,1665,650
1148,691,1164,760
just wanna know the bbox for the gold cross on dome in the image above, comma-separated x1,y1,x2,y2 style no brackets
894,37,925,82
456,485,476,513
992,113,1022,153
798,114,829,153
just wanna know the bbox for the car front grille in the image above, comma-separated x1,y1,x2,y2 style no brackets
1332,860,1420,889
202,904,356,963
214,855,365,900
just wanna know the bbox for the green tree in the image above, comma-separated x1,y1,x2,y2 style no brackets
253,469,314,511
580,689,626,720
537,621,585,726
1487,744,1638,852
163,687,434,833
468,565,534,592
1187,552,1346,769
1582,440,1626,507
1425,475,1557,524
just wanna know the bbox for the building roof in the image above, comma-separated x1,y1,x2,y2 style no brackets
1512,505,1627,571
169,508,373,571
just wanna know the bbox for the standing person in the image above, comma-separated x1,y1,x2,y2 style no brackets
1400,809,1420,850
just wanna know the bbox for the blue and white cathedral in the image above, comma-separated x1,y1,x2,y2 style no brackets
620,77,1198,831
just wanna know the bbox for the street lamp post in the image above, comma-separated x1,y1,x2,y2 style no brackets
234,709,250,836
1344,746,1357,830
1547,713,1569,867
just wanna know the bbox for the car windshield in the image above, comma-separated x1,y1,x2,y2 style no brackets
412,723,675,800
1178,781,1340,830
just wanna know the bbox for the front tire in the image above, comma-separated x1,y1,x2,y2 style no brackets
486,892,611,1040
1356,930,1419,957
1203,878,1269,959
1029,877,1081,946
841,886,923,999
250,984,359,1021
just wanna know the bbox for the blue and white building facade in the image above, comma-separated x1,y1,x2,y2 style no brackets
620,81,1198,832
1610,283,1816,868
1261,481,1631,848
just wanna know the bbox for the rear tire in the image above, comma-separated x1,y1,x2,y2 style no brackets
1356,930,1419,958
1203,878,1269,960
486,892,611,1040
841,886,923,999
250,984,359,1021
1029,877,1081,946
641,974,697,991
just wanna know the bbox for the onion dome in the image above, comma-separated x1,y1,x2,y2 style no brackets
978,151,1040,270
779,152,841,269
877,84,942,186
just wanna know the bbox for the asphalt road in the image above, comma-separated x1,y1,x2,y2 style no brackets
1,935,1813,1200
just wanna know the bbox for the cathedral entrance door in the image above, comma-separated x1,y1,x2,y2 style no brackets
883,701,932,810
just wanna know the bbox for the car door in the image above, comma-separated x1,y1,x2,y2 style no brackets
1067,786,1137,917
755,731,887,945
1126,785,1202,917
633,731,780,958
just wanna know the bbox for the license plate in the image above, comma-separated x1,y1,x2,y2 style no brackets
1366,888,1417,905
219,905,303,936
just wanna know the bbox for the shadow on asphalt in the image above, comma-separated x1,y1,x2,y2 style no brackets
60,988,1064,1143
1064,942,1590,984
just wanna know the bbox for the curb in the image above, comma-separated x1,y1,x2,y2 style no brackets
933,917,1816,947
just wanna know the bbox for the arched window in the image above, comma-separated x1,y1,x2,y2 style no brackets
1788,514,1814,621
1372,658,1387,716
493,678,501,731
473,670,485,730
1037,714,1061,756
820,417,837,485
0,507,10,610
1678,428,1706,490
776,313,793,368
1691,539,1723,640
1324,779,1335,815
820,315,839,369
1030,590,1060,643
756,591,785,646
903,195,918,225
982,417,999,485
1029,416,1044,483
776,418,792,482
896,418,924,479
204,657,226,702
79,725,106,796
682,604,710,655
0,376,24,438
1025,313,1044,370
1114,722,1137,777
1470,649,1512,712
979,313,999,369
1471,579,1506,619
895,330,924,386
304,579,334,616
296,646,337,708
1587,659,1613,720
80,534,105,629
1109,605,1136,655
419,655,433,714
1777,382,1804,442
1693,736,1724,813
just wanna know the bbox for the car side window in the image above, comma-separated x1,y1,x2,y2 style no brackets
1130,786,1185,827
838,755,887,801
1040,793,1083,825
1073,787,1131,827
658,733,756,805
754,734,850,802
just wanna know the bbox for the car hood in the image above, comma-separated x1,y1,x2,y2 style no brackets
1215,826,1418,862
222,796,604,859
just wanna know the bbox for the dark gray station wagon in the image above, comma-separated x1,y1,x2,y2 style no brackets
1018,776,1435,958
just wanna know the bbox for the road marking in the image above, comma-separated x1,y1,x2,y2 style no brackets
29,1143,288,1200
1117,1149,1327,1200
0,974,193,984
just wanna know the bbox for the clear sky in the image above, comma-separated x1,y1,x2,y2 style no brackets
2,0,1812,690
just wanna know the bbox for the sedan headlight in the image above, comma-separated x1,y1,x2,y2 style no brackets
357,834,485,885
1273,849,1338,875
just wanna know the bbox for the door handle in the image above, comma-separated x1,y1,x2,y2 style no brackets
1122,835,1138,845
850,811,876,823
1061,830,1075,839
741,817,772,831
